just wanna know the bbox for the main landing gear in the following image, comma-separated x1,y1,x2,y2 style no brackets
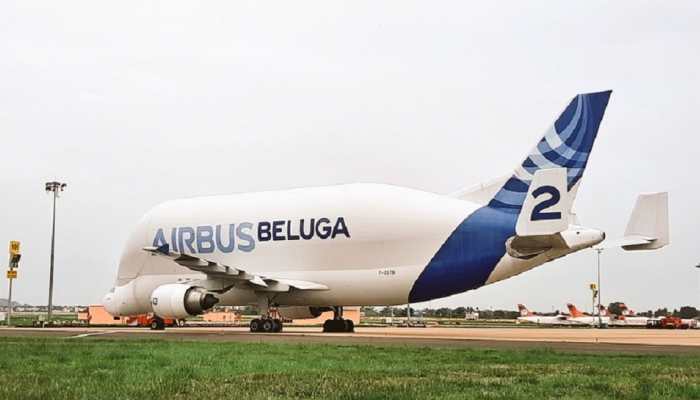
322,306,354,333
250,296,284,333
249,317,283,333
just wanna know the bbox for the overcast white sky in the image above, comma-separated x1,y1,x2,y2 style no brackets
1,2,698,313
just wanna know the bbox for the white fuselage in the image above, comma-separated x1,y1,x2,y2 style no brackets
517,315,572,325
609,316,649,326
105,183,603,317
568,316,611,326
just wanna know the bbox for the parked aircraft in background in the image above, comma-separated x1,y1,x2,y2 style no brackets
567,303,611,326
607,303,650,327
103,90,670,333
516,304,570,325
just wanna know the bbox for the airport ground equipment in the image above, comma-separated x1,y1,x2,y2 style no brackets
658,316,690,330
127,314,184,330
103,91,670,334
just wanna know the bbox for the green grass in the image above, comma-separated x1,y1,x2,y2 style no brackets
1,313,77,327
0,337,698,399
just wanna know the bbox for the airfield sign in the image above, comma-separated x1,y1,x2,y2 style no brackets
6,240,20,326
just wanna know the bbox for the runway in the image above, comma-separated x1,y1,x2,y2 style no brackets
1,326,699,354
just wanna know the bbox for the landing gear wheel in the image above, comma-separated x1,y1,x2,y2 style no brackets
261,319,274,333
322,319,332,332
250,318,261,332
150,316,165,331
272,319,283,333
323,319,351,333
344,319,354,333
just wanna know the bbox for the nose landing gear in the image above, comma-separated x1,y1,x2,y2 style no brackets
249,296,284,333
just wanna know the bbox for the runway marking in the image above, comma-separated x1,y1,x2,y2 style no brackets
66,331,117,339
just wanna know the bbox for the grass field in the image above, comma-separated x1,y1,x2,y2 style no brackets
0,337,698,399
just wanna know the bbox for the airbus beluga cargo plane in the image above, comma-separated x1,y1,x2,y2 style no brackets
103,91,670,333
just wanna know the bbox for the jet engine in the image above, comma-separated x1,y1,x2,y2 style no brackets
277,306,331,320
150,284,219,319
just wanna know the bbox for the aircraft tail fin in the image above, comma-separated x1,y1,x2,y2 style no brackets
514,168,571,236
517,304,533,316
487,91,612,219
567,303,585,318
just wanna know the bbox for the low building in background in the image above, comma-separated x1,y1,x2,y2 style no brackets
203,310,241,324
78,305,128,326
289,307,361,325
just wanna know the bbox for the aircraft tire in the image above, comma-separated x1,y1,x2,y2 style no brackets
151,317,165,331
250,319,261,332
344,319,354,333
261,318,274,333
323,319,348,333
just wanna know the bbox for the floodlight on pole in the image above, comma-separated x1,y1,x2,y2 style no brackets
45,181,67,324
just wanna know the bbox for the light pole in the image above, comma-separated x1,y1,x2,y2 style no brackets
45,181,67,324
596,248,604,328
696,264,700,307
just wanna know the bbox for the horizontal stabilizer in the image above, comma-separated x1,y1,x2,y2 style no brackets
595,192,669,251
622,192,669,250
516,168,571,237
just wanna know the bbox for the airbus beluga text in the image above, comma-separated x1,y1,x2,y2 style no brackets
103,91,670,333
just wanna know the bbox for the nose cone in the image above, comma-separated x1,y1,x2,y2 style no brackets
103,291,118,316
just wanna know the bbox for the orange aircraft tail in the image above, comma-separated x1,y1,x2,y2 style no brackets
566,303,585,318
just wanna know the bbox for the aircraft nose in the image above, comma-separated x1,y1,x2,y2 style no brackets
103,291,118,316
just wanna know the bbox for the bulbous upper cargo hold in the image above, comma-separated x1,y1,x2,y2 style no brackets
116,183,482,285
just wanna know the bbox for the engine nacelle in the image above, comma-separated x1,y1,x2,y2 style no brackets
277,306,331,320
150,284,219,319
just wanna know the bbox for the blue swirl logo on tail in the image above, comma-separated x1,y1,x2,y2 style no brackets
488,90,612,213
408,91,612,303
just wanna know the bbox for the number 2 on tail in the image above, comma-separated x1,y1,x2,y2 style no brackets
530,185,561,221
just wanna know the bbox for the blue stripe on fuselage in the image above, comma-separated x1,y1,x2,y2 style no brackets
408,206,517,303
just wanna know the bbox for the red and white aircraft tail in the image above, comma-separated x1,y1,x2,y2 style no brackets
517,304,533,317
566,303,586,318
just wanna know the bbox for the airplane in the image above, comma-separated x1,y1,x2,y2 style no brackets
566,303,611,326
103,90,670,333
516,304,571,325
607,303,650,326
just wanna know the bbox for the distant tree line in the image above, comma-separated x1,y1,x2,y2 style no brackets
361,306,520,319
361,303,700,320
145,303,700,320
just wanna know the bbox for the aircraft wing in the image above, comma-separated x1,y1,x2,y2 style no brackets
142,244,329,293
